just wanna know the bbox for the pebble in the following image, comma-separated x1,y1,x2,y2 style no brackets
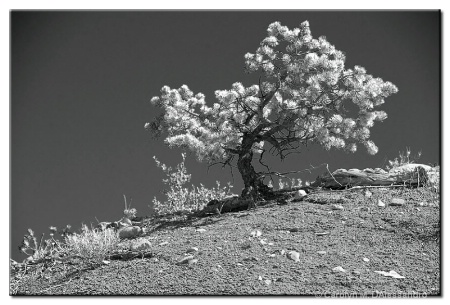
186,247,199,253
250,230,262,237
158,241,169,246
177,255,194,264
317,251,327,255
288,251,300,262
196,228,207,233
264,279,272,285
378,200,385,207
332,266,346,273
364,190,372,198
363,257,370,262
332,204,344,210
130,239,152,251
390,198,405,206
294,190,307,200
188,259,198,266
352,270,361,275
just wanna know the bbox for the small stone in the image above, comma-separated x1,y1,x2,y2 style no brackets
264,279,272,285
269,254,276,258
237,263,243,266
288,251,300,262
390,198,405,206
102,260,110,265
260,239,267,245
417,202,426,207
196,228,207,233
374,270,405,279
186,247,199,253
130,239,152,251
188,258,198,266
377,200,385,207
216,246,222,250
177,255,195,265
332,204,344,210
332,266,346,273
280,250,286,256
317,251,327,255
416,208,421,211
158,241,169,246
352,270,361,275
118,226,142,239
364,190,372,198
258,276,263,281
250,230,262,237
315,231,330,236
294,190,307,200
363,257,370,262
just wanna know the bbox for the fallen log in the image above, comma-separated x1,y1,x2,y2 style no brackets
311,164,439,189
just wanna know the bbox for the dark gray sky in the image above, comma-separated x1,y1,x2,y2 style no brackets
11,11,440,261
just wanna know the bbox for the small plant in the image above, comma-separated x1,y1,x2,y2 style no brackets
123,194,137,219
152,153,233,216
61,224,119,266
18,227,64,263
386,147,422,171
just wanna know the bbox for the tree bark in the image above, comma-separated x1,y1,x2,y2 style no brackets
237,134,272,203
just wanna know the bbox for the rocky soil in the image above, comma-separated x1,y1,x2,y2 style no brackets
10,186,440,296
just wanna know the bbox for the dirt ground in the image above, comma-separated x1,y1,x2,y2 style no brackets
11,186,440,296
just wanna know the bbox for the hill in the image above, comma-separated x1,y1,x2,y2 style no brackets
10,186,440,296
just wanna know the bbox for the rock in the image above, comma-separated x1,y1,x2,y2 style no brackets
417,202,426,207
158,241,169,246
315,231,330,236
332,266,346,273
317,251,327,255
363,257,370,262
196,228,207,233
186,247,199,254
102,260,110,265
294,190,307,200
364,190,372,198
390,198,405,206
374,270,405,279
118,226,142,239
250,230,262,237
130,239,152,251
120,217,133,227
188,258,198,266
260,239,267,245
352,270,361,275
264,279,272,285
177,255,194,265
377,200,385,207
288,251,300,262
332,204,344,210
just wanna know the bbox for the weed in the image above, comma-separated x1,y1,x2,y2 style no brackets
152,153,233,215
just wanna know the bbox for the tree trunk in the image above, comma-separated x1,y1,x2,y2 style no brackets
237,134,272,203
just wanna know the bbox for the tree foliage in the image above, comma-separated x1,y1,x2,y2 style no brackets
146,20,398,199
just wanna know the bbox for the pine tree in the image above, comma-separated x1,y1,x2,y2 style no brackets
146,20,398,202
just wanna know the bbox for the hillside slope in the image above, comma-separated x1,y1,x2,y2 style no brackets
11,187,440,296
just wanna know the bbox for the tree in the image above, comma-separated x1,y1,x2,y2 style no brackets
146,20,398,203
